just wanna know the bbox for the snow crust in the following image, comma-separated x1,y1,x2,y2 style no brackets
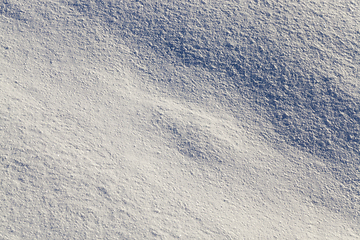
1,0,359,239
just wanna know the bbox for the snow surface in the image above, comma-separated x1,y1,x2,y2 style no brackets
1,0,359,239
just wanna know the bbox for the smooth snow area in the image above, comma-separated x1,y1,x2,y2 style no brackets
1,0,359,239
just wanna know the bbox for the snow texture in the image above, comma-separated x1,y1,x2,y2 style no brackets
1,0,359,239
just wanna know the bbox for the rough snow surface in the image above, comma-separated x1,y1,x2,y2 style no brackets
1,0,359,239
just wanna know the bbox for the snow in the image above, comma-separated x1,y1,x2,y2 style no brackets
1,0,359,239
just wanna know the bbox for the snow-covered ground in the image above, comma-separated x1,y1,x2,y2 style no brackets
1,0,359,239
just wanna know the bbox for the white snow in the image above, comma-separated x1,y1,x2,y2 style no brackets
1,0,359,239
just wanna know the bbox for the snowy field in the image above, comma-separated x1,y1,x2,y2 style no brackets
1,0,359,239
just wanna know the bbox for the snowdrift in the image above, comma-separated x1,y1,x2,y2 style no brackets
1,0,359,239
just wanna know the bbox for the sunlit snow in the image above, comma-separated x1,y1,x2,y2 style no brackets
1,0,359,239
